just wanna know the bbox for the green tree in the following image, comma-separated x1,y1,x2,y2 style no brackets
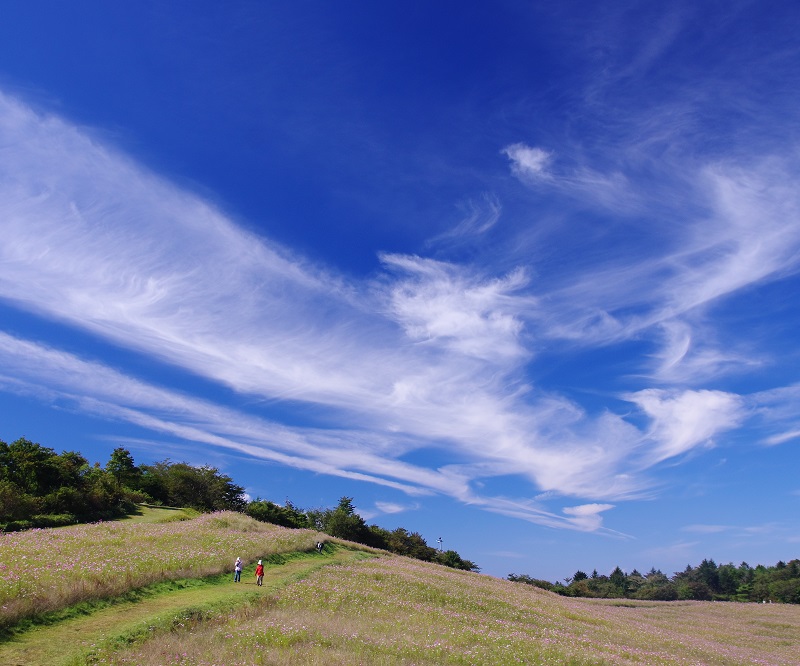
696,558,720,594
507,574,554,591
89,462,120,499
137,460,245,511
626,569,646,596
717,563,740,597
634,568,677,601
751,571,772,602
567,579,592,597
0,478,39,521
770,578,800,603
0,438,61,496
323,496,371,543
384,527,437,561
434,550,480,572
246,499,309,528
106,447,141,489
678,580,712,601
167,463,245,511
365,524,391,550
609,566,627,595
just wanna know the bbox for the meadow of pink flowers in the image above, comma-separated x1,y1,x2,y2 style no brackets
94,555,800,666
0,511,321,626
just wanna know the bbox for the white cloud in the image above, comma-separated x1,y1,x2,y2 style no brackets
502,141,635,212
739,523,781,537
626,389,745,464
740,385,800,448
0,90,787,535
502,143,552,181
562,503,616,531
641,540,700,564
374,501,415,515
0,332,444,496
649,319,763,385
379,254,533,362
762,430,800,446
464,494,623,534
425,193,502,249
505,150,800,391
658,159,800,320
0,332,649,532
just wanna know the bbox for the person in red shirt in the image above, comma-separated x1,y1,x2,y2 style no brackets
255,560,264,586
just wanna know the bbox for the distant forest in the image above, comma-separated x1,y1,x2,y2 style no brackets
509,558,800,604
0,437,477,572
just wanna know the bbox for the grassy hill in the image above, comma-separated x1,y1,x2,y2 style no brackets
2,512,798,665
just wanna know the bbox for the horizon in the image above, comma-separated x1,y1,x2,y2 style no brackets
1,1,799,581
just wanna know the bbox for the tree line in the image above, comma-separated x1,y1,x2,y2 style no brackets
245,496,479,571
0,437,477,572
509,557,800,604
0,437,246,530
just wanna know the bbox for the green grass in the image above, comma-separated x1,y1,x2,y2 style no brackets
97,556,800,666
0,546,368,666
3,514,799,665
0,511,327,628
116,504,200,524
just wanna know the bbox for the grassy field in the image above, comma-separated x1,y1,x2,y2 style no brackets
0,510,328,628
0,547,368,666
116,504,200,524
91,556,800,666
2,512,799,665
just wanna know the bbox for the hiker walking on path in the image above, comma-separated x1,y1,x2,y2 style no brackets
234,556,242,583
255,560,264,586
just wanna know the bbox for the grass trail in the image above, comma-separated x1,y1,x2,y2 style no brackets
0,511,327,628
115,505,199,524
0,547,367,666
103,556,800,666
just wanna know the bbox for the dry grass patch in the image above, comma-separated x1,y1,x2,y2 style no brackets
0,511,324,628
90,556,800,665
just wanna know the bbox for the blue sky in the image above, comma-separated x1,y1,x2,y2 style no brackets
1,1,799,581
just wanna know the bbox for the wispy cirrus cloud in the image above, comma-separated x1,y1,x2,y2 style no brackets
763,431,800,447
2,92,641,529
374,501,416,515
562,503,617,532
0,330,635,532
681,524,731,534
425,193,502,251
0,331,446,497
500,4,800,388
505,147,800,390
649,320,761,385
379,253,534,362
657,159,800,320
747,384,800,447
0,89,785,536
502,142,633,212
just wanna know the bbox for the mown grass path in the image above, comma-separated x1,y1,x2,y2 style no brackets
0,547,367,666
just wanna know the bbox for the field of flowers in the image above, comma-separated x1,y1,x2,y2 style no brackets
95,556,800,666
0,511,324,627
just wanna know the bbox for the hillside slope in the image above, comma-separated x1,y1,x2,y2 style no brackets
84,556,800,665
0,547,366,666
2,513,799,665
